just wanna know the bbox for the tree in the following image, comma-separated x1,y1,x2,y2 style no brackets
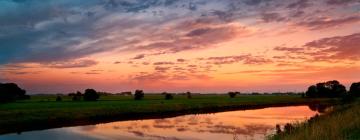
0,83,29,103
56,96,62,102
349,82,360,97
134,90,144,100
305,85,318,98
228,92,237,98
305,80,346,98
71,91,82,101
186,91,192,99
164,93,173,100
84,89,99,101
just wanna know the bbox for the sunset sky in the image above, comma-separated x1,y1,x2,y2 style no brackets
0,0,359,94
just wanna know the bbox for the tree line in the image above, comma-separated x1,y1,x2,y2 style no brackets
0,80,359,103
305,80,360,98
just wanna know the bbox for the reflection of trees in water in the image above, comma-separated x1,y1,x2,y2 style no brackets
308,104,332,113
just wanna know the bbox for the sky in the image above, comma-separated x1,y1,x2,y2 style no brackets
0,0,359,94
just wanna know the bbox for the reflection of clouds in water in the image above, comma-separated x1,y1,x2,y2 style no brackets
195,123,273,136
122,115,274,138
129,131,182,140
226,115,310,120
81,125,97,132
66,106,318,140
153,119,176,129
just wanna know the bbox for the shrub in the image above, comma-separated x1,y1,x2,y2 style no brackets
228,92,238,98
84,89,99,101
72,91,82,101
164,93,173,100
0,83,29,103
134,90,144,100
186,91,192,99
349,82,360,97
56,96,62,101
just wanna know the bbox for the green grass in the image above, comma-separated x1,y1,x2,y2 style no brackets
0,94,336,134
269,99,360,140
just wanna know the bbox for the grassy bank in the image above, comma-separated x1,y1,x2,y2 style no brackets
0,94,336,135
269,99,360,140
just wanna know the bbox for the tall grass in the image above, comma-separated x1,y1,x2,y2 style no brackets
269,100,360,140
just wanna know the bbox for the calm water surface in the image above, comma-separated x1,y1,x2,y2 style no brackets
0,106,319,140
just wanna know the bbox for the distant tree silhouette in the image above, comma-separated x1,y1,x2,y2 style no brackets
164,93,173,100
186,91,192,99
0,83,29,103
305,80,346,98
305,85,318,97
228,92,238,98
134,90,144,100
84,89,99,101
56,96,62,101
349,82,360,97
71,91,82,101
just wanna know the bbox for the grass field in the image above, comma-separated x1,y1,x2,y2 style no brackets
0,94,337,135
269,99,360,140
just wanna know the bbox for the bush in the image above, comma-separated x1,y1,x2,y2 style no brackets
164,93,173,100
349,82,360,97
134,90,144,100
72,91,82,101
0,83,29,103
186,92,192,99
56,96,62,101
84,89,99,101
228,92,238,98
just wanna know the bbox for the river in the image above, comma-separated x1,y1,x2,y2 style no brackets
0,105,320,140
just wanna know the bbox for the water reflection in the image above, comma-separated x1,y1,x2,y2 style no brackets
308,104,333,113
0,106,319,140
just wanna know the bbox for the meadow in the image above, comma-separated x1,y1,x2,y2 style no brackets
0,94,336,135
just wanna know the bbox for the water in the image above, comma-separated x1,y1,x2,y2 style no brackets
0,106,319,140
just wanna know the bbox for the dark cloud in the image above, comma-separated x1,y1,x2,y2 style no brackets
142,62,150,65
274,46,304,52
85,72,101,75
297,16,360,30
304,32,360,61
176,59,187,62
186,27,213,37
44,59,98,69
153,62,175,65
204,55,272,65
132,24,251,54
131,72,169,82
5,71,41,75
326,0,360,5
154,66,171,72
261,12,286,23
114,61,122,64
0,0,358,67
274,33,360,62
287,0,310,9
244,0,267,6
132,54,146,60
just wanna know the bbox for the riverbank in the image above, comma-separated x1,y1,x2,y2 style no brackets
0,95,337,135
269,99,360,140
